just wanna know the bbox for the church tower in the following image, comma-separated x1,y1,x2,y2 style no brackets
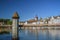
35,15,38,20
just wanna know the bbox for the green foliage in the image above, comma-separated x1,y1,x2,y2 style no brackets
0,18,4,22
7,20,12,25
0,18,12,25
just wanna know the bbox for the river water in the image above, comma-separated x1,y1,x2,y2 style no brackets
0,29,60,40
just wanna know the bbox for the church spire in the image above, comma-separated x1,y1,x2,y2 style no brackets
35,15,38,20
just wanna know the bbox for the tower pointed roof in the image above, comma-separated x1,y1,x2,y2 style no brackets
12,12,19,19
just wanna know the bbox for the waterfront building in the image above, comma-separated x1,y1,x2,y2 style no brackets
48,16,60,24
19,21,25,25
24,16,41,25
22,15,60,25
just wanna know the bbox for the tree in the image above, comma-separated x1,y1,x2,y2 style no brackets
7,20,12,25
0,18,4,22
0,18,12,25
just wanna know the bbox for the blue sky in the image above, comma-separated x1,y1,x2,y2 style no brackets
0,0,60,21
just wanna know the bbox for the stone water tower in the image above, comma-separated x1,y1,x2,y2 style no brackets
12,12,19,40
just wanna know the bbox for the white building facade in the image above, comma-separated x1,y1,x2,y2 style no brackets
48,16,60,24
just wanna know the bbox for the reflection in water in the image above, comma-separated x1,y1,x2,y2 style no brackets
0,27,60,40
20,29,60,40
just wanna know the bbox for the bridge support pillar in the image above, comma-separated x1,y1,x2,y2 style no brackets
12,12,19,40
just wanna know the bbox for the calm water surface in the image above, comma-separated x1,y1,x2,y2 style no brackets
0,29,60,40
